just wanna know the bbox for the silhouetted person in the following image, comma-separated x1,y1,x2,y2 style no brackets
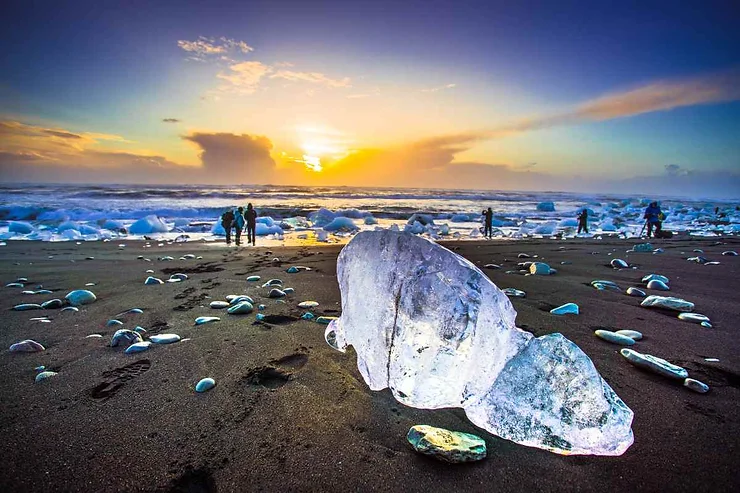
482,207,493,238
577,209,589,234
245,203,258,246
221,208,235,245
233,206,246,246
644,201,663,238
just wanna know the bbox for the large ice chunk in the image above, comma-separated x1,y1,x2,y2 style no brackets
328,231,633,456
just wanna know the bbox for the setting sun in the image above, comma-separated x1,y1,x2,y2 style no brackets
302,154,322,172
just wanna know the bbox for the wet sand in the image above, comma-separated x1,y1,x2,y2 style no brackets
0,235,738,492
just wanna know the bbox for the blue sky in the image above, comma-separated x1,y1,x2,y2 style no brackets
1,0,739,194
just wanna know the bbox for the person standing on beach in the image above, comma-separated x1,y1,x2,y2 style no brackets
577,209,589,234
221,208,235,246
245,203,258,246
233,206,246,246
482,207,493,238
644,201,663,238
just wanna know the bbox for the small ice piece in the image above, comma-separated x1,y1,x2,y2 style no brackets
610,259,628,268
407,425,486,463
700,321,713,328
301,312,315,320
283,287,295,294
704,358,720,362
620,348,688,379
35,366,45,372
106,319,124,327
298,301,319,308
646,280,670,291
255,313,265,321
722,251,738,256
125,341,152,354
502,288,526,298
642,274,669,284
38,298,62,309
9,340,45,352
517,253,530,258
329,231,633,456
631,243,653,252
677,313,710,324
268,288,286,298
704,261,720,266
65,289,97,305
170,273,188,281
550,303,579,315
13,303,42,311
6,282,24,288
315,316,337,325
111,329,143,347
195,316,221,325
595,330,635,346
626,287,646,297
125,308,144,314
35,371,58,383
246,275,261,282
144,276,164,285
683,378,709,393
210,301,229,309
133,326,147,334
641,296,694,312
591,280,621,291
615,330,643,341
229,295,254,305
286,266,300,273
258,304,266,310
150,333,181,344
228,302,254,314
61,306,79,312
195,378,216,393
86,334,103,338
692,249,704,253
262,279,283,287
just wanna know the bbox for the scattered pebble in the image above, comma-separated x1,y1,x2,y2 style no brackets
268,288,286,298
133,326,147,334
615,330,643,340
550,303,579,315
262,279,283,287
502,288,526,298
9,340,45,352
642,274,669,284
246,275,261,282
610,259,628,268
678,313,710,324
484,264,501,269
286,266,300,273
406,425,486,463
298,301,319,308
85,334,103,338
228,301,254,314
700,321,713,328
209,301,230,309
125,341,152,354
144,276,164,285
6,282,24,288
61,306,79,312
35,371,58,383
591,280,621,291
41,299,63,309
106,319,124,326
195,378,216,393
13,303,42,311
35,365,45,371
283,287,295,294
683,378,709,393
704,358,720,362
646,279,670,291
641,295,694,312
517,253,530,258
195,316,221,325
65,289,97,306
626,287,646,297
170,273,188,281
301,312,315,320
150,333,181,344
229,295,254,305
620,348,688,379
595,330,635,345
722,251,737,256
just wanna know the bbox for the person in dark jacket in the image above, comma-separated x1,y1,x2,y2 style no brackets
233,207,246,246
482,207,493,238
221,209,235,245
577,209,589,234
644,202,663,238
245,203,258,246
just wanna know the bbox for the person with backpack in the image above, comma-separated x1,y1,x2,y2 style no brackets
221,208,235,245
245,203,258,246
233,206,246,246
644,202,663,238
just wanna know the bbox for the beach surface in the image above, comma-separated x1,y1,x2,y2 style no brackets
1,236,738,492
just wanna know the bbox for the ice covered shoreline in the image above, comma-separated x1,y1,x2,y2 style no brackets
1,184,738,244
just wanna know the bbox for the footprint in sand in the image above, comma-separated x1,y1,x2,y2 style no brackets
90,359,151,400
243,350,309,389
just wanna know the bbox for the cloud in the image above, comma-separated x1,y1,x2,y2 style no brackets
216,61,273,94
270,70,351,88
162,118,181,123
183,132,277,181
177,36,254,60
421,83,456,93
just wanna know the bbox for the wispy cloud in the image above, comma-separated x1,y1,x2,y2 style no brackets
270,70,351,88
421,83,456,93
216,61,272,94
162,118,181,123
177,36,254,61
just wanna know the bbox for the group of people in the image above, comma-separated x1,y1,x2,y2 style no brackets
481,201,668,239
221,203,258,246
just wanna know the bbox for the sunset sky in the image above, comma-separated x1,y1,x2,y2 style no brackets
1,0,739,196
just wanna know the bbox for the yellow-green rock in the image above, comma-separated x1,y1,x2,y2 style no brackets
406,425,486,463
